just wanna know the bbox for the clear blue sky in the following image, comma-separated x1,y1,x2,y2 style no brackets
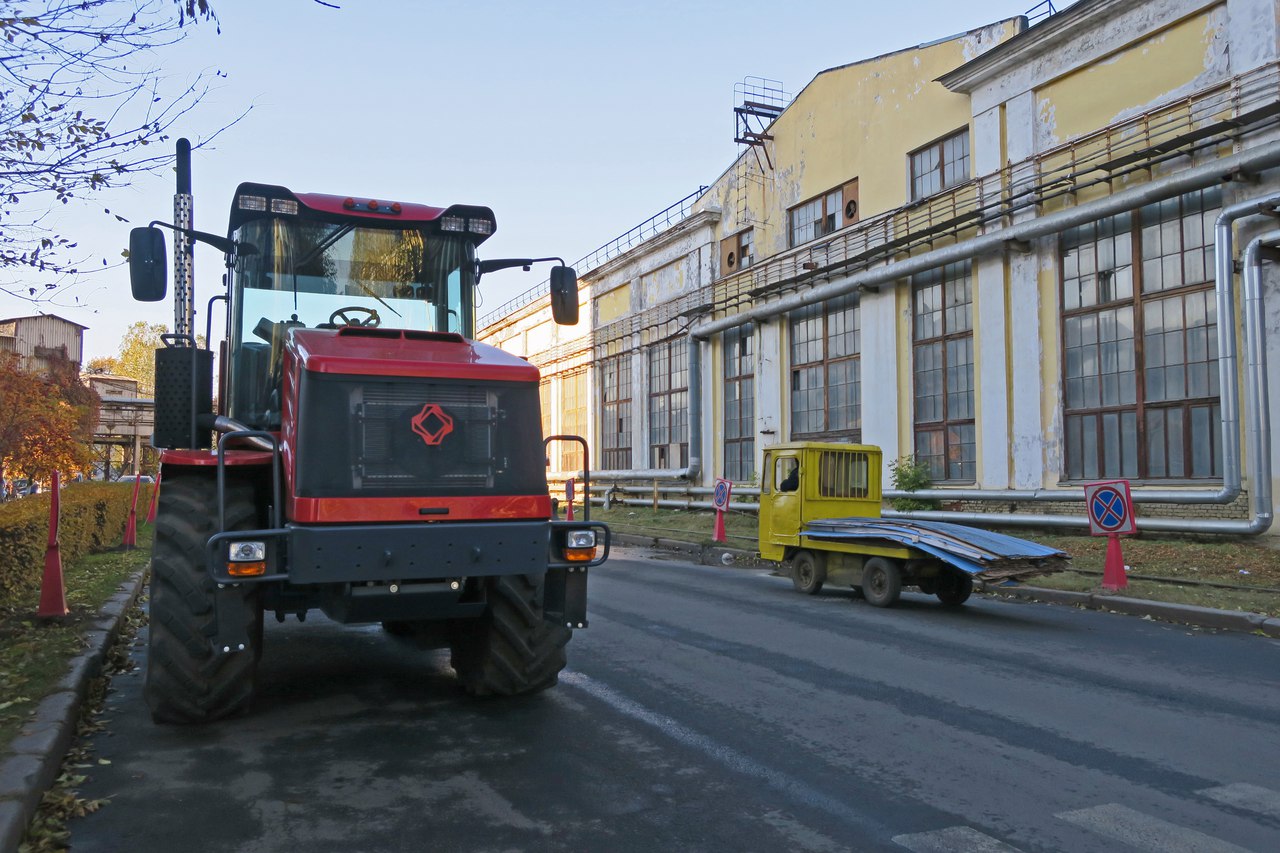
0,0,1074,362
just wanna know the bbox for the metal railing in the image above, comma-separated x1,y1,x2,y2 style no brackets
478,186,708,330
710,62,1280,317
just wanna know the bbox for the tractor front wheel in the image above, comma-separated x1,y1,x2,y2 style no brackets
450,573,570,697
144,476,263,724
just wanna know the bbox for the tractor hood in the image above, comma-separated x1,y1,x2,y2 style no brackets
289,327,539,383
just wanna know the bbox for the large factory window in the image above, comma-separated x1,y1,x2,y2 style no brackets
1061,187,1222,481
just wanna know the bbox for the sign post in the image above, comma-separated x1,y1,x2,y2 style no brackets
565,478,576,522
712,478,733,543
1084,480,1137,590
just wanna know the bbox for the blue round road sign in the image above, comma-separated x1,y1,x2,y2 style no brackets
713,479,731,511
1089,485,1129,532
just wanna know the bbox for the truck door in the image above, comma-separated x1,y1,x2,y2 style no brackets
761,452,802,549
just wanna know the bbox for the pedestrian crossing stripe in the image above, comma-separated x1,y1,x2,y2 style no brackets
1198,783,1280,820
892,783,1280,852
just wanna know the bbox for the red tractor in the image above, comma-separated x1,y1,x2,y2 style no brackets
128,141,608,723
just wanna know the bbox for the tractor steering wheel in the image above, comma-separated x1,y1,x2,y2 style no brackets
329,306,381,328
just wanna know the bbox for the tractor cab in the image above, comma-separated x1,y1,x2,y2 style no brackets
224,184,490,431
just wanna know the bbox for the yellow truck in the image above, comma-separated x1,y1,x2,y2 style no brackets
759,442,1068,607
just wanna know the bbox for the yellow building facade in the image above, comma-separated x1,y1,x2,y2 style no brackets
481,0,1280,535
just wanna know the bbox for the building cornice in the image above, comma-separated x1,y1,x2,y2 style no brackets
939,0,1140,92
585,208,722,283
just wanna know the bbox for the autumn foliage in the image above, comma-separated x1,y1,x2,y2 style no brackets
0,481,143,598
0,349,99,481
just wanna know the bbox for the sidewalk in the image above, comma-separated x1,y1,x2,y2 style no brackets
609,531,1280,639
0,571,147,853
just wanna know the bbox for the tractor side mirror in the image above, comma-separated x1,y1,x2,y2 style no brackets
129,227,168,302
549,266,579,326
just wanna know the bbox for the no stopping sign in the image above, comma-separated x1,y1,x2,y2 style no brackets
712,478,733,512
1084,480,1136,536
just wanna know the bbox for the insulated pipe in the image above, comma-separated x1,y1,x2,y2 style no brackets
690,140,1280,340
591,143,1280,511
884,190,1280,506
682,142,1280,517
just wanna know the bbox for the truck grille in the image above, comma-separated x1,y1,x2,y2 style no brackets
294,373,547,499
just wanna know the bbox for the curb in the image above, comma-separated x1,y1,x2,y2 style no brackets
611,532,1280,638
0,568,147,853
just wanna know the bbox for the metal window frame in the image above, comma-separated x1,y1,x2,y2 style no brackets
723,324,755,481
911,261,975,482
1060,188,1223,482
599,353,632,470
909,128,970,202
647,338,689,469
789,296,862,440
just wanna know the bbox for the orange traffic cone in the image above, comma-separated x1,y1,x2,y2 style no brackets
145,469,162,524
123,473,142,549
1102,534,1128,590
38,471,69,618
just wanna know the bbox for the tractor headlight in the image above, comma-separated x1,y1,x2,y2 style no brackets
227,541,267,577
563,529,597,562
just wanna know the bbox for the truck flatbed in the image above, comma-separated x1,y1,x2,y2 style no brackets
802,517,1070,581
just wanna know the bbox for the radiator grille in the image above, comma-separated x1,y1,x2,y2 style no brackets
356,385,494,489
295,373,547,499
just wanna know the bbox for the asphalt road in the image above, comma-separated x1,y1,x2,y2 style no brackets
69,545,1280,852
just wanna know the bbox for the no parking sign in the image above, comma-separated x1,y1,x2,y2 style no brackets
712,478,733,512
711,478,732,543
1084,480,1137,536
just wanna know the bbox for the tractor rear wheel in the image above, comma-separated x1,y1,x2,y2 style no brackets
144,477,263,724
450,573,570,697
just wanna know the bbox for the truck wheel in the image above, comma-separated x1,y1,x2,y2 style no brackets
935,572,974,606
791,551,826,595
861,558,902,608
145,477,263,724
450,573,570,697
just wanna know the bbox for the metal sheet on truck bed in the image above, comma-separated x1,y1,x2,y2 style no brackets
802,517,1069,578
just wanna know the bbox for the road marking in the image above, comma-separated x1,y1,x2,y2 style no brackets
559,671,890,836
892,826,1025,852
1197,783,1280,819
1056,803,1253,853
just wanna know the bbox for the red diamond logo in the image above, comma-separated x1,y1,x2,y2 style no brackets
410,403,454,446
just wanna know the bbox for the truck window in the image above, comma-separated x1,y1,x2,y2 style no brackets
817,449,869,498
776,457,799,492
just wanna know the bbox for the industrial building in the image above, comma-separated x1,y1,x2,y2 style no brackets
479,0,1280,535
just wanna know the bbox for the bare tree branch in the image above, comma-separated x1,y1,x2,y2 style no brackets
0,0,237,291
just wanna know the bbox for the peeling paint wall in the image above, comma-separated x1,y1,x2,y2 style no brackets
1034,5,1227,147
596,283,632,326
739,20,1022,258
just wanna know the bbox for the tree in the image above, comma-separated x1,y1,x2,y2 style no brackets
85,355,121,374
106,319,205,395
0,350,98,481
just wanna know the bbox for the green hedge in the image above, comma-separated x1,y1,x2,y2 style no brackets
0,482,153,600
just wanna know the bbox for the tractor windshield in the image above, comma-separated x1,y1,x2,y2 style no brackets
227,217,477,429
